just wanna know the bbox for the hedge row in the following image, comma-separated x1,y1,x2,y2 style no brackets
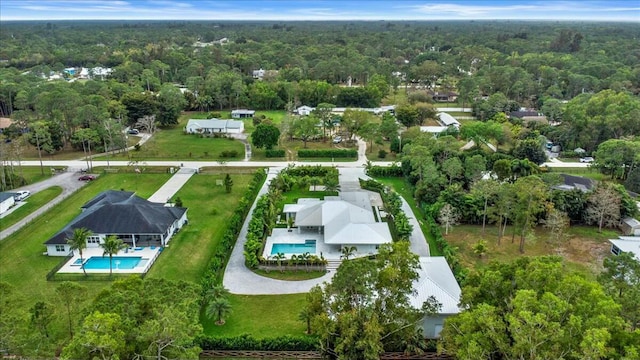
365,164,403,177
200,169,267,293
219,150,239,158
197,334,318,351
243,194,273,268
265,149,286,158
297,149,357,158
423,214,468,283
284,165,338,178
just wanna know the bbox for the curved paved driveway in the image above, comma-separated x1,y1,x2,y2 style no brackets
223,168,334,295
0,171,89,240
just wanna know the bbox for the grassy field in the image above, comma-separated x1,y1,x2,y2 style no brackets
0,186,62,230
365,141,398,162
546,166,613,182
443,224,618,277
201,293,309,338
20,136,140,161
146,173,252,282
0,173,171,346
1,166,57,190
374,177,442,256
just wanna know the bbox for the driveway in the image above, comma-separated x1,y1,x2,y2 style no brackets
0,170,89,240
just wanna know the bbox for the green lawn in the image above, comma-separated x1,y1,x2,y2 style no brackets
546,167,612,182
0,173,171,346
374,177,442,256
1,166,58,190
0,186,62,230
253,269,326,281
201,294,310,337
146,173,252,282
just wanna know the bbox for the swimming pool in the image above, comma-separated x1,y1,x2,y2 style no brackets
271,240,316,255
82,256,142,270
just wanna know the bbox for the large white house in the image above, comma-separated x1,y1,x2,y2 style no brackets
609,236,640,261
411,256,462,338
44,190,188,256
263,192,392,259
185,118,244,134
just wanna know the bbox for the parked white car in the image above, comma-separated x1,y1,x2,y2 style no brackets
332,136,342,144
580,157,594,163
14,190,30,201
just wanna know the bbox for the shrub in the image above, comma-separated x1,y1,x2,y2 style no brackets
219,150,239,158
197,334,318,350
378,149,387,159
134,144,141,151
366,164,403,177
297,149,357,158
265,149,286,158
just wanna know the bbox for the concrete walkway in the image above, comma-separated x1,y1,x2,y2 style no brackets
223,168,334,295
0,171,89,240
147,167,196,203
401,199,430,257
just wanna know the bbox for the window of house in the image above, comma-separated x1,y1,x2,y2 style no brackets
55,245,66,252
611,246,621,255
87,236,100,244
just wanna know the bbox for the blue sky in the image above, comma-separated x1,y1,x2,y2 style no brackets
1,1,638,21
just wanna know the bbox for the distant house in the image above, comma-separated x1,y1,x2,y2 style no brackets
431,91,458,103
552,174,596,193
185,119,244,134
252,69,265,79
44,190,188,256
231,109,255,119
0,192,16,214
410,257,462,338
609,236,640,261
620,217,640,236
509,109,547,124
436,112,460,128
295,105,315,116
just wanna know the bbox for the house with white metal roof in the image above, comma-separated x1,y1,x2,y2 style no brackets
264,192,392,260
231,109,255,118
436,112,460,128
411,256,462,338
609,236,640,261
185,118,244,134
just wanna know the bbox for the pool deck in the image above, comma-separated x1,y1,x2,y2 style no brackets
57,246,161,274
262,229,328,259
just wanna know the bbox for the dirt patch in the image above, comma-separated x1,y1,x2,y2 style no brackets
554,237,611,273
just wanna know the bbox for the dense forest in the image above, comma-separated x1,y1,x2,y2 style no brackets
1,20,639,358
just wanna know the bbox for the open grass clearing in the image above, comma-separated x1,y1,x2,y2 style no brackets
18,135,140,161
0,173,170,345
0,186,62,230
374,177,442,256
201,294,310,338
1,165,57,190
365,141,398,162
546,167,613,182
101,129,244,162
146,172,253,283
443,224,618,277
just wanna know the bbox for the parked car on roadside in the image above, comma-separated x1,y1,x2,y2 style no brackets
127,129,139,135
580,157,594,163
14,190,30,201
332,136,342,144
78,175,96,181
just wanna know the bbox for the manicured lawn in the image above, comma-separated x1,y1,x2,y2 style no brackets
374,177,443,256
546,167,613,182
202,294,310,338
0,173,171,345
280,189,337,208
443,224,618,277
146,173,252,283
0,186,62,230
99,116,245,161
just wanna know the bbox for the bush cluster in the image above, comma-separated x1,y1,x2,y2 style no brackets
200,169,266,293
197,334,318,350
265,149,286,158
365,164,403,177
219,150,239,158
284,165,337,178
243,195,273,268
297,149,357,158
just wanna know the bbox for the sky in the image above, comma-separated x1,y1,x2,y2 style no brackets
1,0,639,22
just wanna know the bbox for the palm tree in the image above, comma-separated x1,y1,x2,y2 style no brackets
290,254,299,270
340,246,357,260
300,252,311,272
274,252,286,272
206,284,230,300
100,235,126,278
206,297,232,325
66,228,93,277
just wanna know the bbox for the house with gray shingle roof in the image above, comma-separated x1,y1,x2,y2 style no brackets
44,190,187,256
185,118,244,134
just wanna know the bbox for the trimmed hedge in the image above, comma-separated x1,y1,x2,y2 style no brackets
285,165,338,178
265,149,286,158
298,149,357,158
219,150,239,158
197,334,318,351
200,169,267,293
365,164,403,177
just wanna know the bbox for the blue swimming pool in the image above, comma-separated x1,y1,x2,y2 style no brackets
271,240,316,255
82,256,142,270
